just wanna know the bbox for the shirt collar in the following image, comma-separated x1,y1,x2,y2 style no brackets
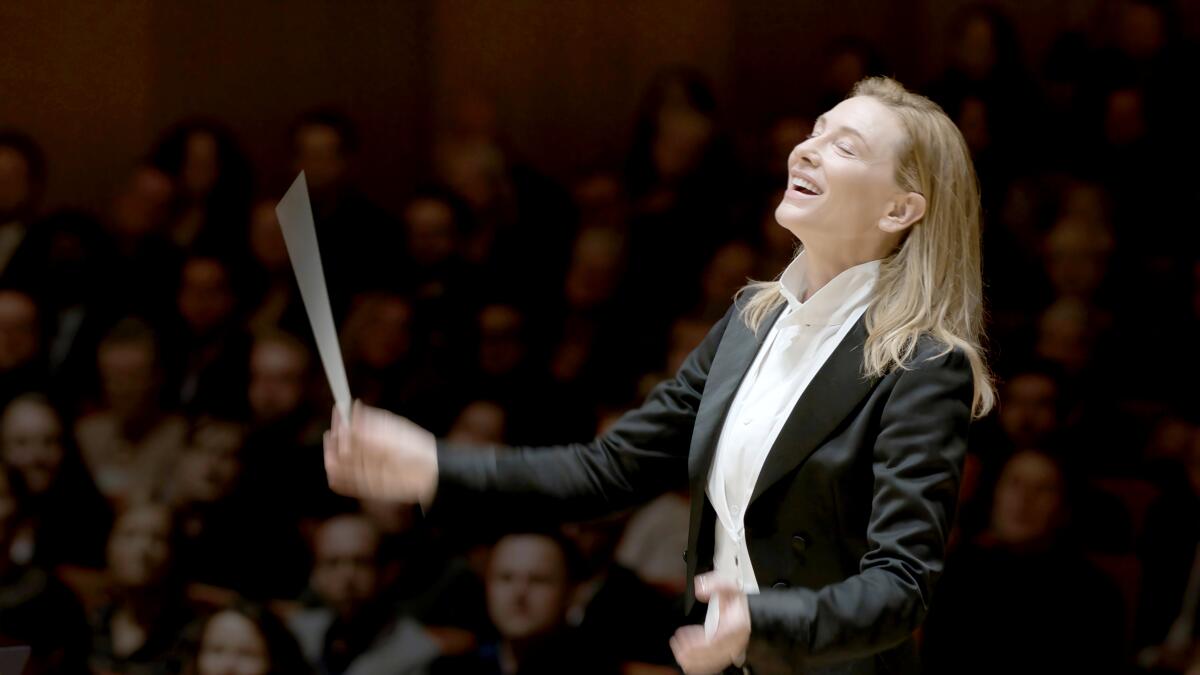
778,251,881,326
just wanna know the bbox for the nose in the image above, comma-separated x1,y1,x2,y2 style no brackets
791,142,820,169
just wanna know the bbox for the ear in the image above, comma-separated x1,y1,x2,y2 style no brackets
878,191,926,234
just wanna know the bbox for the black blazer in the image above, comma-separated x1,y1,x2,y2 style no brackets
433,292,973,675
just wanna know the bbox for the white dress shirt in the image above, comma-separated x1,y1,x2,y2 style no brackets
703,252,879,634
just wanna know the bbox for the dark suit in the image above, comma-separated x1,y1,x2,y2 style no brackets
432,291,973,675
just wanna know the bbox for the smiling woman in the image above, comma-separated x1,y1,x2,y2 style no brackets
324,75,992,675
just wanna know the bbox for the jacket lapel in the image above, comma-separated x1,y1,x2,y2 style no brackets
686,302,783,486
748,314,876,505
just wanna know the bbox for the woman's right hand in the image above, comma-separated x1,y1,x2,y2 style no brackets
323,400,438,507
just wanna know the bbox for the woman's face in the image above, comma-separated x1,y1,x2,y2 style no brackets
107,505,173,589
990,451,1065,547
1,400,64,496
196,610,270,675
774,96,913,256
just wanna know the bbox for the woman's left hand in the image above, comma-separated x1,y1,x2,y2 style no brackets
669,573,751,674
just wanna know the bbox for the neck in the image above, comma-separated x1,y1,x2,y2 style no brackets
799,247,873,302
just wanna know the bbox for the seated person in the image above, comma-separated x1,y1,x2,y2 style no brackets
288,514,439,675
432,530,619,675
88,500,194,675
921,448,1125,674
0,465,90,674
186,600,312,675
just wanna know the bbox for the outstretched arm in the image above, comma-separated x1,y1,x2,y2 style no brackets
325,303,739,523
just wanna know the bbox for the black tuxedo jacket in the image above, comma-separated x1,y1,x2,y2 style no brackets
433,292,973,675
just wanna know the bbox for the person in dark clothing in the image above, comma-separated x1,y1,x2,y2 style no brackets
0,464,91,675
922,448,1126,674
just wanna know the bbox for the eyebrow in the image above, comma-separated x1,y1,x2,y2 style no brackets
813,115,873,153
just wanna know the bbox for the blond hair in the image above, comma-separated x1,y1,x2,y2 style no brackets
738,76,995,417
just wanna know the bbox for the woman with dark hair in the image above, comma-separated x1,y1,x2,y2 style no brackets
0,392,112,568
148,119,253,253
186,601,312,675
89,500,195,675
920,448,1125,674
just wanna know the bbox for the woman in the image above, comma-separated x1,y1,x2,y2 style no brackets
0,393,112,568
324,76,994,675
185,601,312,675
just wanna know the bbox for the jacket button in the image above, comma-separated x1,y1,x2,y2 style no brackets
792,534,808,552
772,581,789,589
682,548,688,561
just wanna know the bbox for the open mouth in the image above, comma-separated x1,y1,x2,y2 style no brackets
790,175,823,196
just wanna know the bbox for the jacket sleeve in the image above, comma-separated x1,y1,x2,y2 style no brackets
744,343,973,669
425,302,736,525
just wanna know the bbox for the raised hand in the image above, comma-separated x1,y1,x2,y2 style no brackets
323,400,438,506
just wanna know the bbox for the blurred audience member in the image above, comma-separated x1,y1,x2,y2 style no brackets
922,449,1125,674
243,199,306,336
289,514,439,675
433,531,617,675
1,393,111,568
291,109,395,313
446,401,507,446
168,255,248,416
89,501,193,675
0,130,46,281
0,288,44,408
96,166,181,319
0,465,91,674
185,601,312,675
77,319,187,505
149,120,253,252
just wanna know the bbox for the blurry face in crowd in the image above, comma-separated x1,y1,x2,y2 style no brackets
1104,88,1147,147
183,132,220,199
354,296,412,369
196,607,270,672
956,97,990,154
564,229,623,309
248,339,308,423
0,290,38,371
990,450,1065,547
1035,299,1093,373
98,340,158,418
112,167,173,238
999,373,1058,449
1,398,64,496
447,401,506,445
478,305,524,376
1117,2,1165,60
311,516,380,618
0,147,30,218
195,609,270,675
653,109,713,182
179,258,235,335
248,201,288,272
173,422,243,506
1044,218,1113,300
775,96,920,259
404,198,458,268
108,504,173,589
293,124,346,192
957,15,997,79
486,534,570,642
702,241,756,307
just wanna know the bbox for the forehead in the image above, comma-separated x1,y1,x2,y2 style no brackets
819,96,906,152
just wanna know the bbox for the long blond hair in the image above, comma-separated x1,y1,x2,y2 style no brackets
738,76,995,418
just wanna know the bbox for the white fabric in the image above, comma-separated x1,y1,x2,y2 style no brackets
705,252,879,609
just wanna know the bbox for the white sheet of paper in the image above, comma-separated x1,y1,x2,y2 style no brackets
276,171,351,422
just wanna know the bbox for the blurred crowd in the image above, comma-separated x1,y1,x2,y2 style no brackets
0,2,1198,674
